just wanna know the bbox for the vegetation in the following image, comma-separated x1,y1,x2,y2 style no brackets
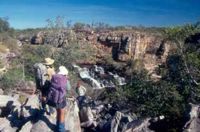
0,16,200,131
105,21,200,131
0,17,9,33
0,66,24,93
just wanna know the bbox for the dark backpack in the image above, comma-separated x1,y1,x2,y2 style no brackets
47,74,67,104
33,63,47,90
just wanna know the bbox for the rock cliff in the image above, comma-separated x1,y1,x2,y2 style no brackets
19,29,173,75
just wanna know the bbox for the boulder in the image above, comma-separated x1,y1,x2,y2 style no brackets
19,95,40,119
20,98,81,132
124,118,153,132
0,95,21,108
0,118,17,132
65,100,81,132
20,121,33,132
31,120,53,132
110,111,122,132
0,89,4,95
31,32,44,44
79,106,96,128
183,104,200,132
17,40,22,47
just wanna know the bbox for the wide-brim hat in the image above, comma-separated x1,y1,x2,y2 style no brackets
44,58,54,65
58,66,68,76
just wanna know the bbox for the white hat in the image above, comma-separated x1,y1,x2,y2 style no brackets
44,58,55,65
58,66,68,75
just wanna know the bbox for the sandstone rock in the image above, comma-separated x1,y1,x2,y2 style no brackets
97,31,172,75
20,95,40,119
31,120,53,132
19,98,81,132
31,32,44,44
65,100,81,132
20,121,33,132
0,88,4,95
17,40,22,47
124,118,154,132
183,104,200,132
0,118,16,132
110,111,122,132
0,95,21,107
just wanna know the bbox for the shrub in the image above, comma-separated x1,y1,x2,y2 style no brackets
0,18,9,33
0,67,23,93
22,44,53,79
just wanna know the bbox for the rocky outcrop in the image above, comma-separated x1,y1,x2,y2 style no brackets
0,95,21,108
22,29,173,76
0,118,17,132
97,31,172,74
0,94,81,132
124,119,153,132
183,104,200,132
30,30,77,47
31,32,44,44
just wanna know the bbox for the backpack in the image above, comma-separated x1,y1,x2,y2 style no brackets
33,63,47,90
47,74,67,104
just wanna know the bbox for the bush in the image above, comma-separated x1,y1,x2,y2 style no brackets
106,70,188,119
0,18,9,33
0,33,19,52
0,67,23,93
22,44,53,79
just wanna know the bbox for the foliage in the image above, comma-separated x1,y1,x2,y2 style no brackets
108,71,186,119
163,23,200,41
46,16,66,30
54,42,97,68
21,45,53,79
0,67,23,93
73,22,86,30
162,22,200,102
0,17,10,33
0,36,19,52
0,44,8,53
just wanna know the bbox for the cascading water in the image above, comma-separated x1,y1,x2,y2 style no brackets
72,64,126,89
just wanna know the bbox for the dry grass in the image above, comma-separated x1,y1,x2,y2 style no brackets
0,44,8,53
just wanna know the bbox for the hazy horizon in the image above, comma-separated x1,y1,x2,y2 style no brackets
0,0,200,29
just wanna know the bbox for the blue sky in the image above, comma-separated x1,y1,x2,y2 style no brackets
0,0,200,29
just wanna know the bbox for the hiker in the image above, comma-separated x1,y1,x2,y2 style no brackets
75,81,97,131
42,58,56,110
34,57,55,111
47,66,70,132
76,81,87,107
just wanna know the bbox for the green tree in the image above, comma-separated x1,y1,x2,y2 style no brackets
0,17,9,32
73,22,85,30
163,22,200,102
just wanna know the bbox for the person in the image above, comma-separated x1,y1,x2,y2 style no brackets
47,66,70,132
75,81,97,131
42,58,55,110
76,81,87,107
44,58,56,80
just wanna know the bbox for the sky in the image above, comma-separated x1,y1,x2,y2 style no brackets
0,0,200,29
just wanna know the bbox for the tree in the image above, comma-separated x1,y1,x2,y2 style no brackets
73,22,85,30
163,22,200,102
0,17,10,32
